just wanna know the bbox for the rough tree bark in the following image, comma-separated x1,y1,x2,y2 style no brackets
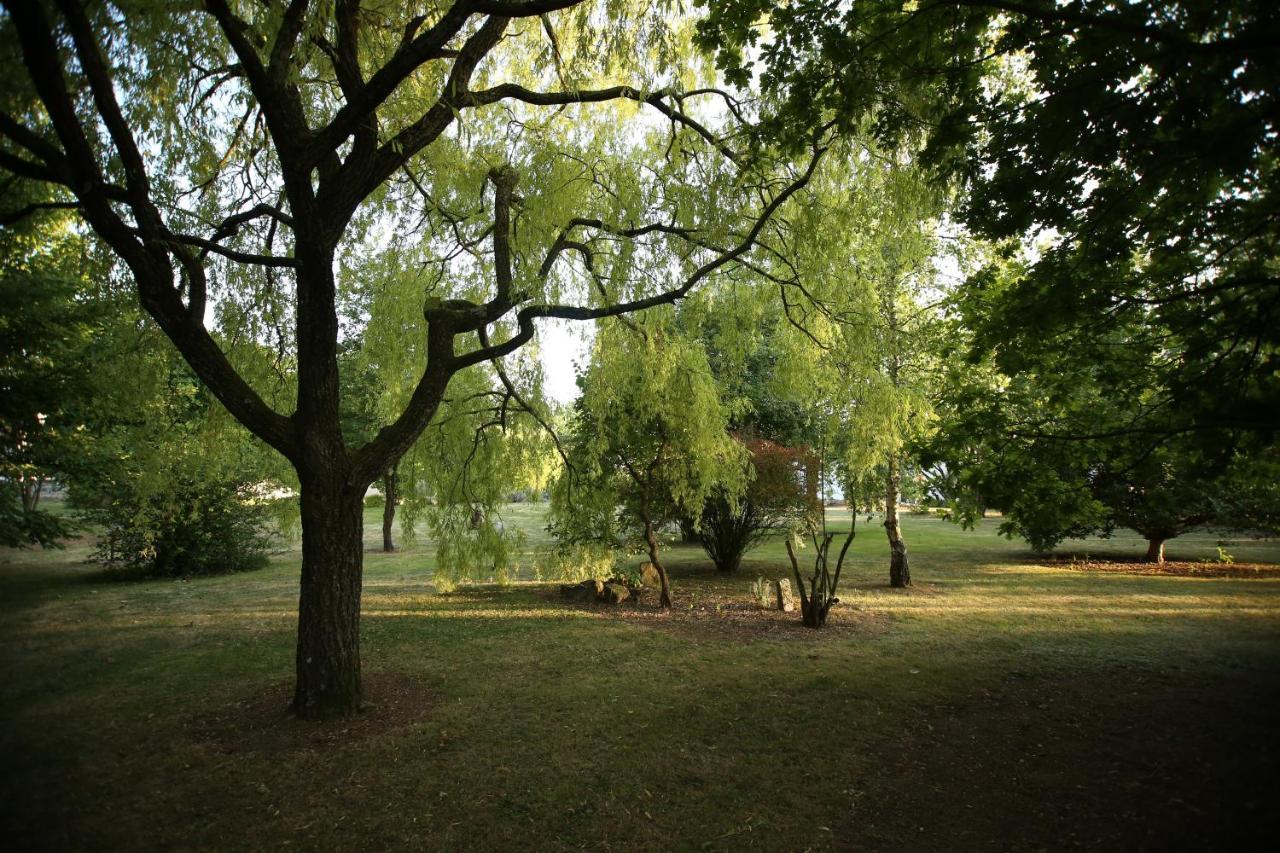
1144,537,1166,564
381,467,398,553
293,474,366,719
885,454,911,588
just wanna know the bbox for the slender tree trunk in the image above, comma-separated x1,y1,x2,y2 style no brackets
643,516,673,609
293,476,366,720
1144,537,1166,564
20,475,43,512
885,455,911,588
381,467,398,553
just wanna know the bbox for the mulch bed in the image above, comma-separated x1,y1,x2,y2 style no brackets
537,586,893,640
1044,556,1280,579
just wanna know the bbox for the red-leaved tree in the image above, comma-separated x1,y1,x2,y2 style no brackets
697,436,817,573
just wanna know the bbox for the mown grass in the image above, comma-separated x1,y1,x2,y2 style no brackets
2,503,1278,851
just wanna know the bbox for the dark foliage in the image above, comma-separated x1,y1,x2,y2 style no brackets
84,476,271,578
698,437,817,572
0,492,73,549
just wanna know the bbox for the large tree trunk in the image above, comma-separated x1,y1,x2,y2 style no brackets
643,517,673,609
885,456,911,588
381,467,398,553
1144,537,1166,564
292,477,366,720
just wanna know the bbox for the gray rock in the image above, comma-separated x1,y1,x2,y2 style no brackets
603,583,631,604
637,561,662,588
560,581,590,602
775,578,797,613
560,579,604,602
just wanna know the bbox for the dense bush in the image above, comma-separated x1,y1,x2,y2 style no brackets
698,437,817,572
84,475,271,578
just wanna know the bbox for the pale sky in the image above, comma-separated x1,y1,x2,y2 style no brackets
536,317,593,404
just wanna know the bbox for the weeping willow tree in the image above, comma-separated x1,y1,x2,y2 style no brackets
548,313,747,608
0,0,829,718
769,143,948,588
345,247,557,586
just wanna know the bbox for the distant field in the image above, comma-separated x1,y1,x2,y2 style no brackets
2,504,1278,850
339,500,1280,583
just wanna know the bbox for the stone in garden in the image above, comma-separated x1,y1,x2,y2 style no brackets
638,562,661,588
753,577,772,609
560,580,603,602
775,578,797,612
603,583,631,605
560,582,589,602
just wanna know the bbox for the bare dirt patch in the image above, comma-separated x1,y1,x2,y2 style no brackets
1044,556,1280,579
186,671,436,757
537,587,892,640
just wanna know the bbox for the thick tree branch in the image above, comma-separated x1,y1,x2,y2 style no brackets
307,1,478,162
3,0,299,459
470,0,583,13
0,109,70,173
202,0,314,192
364,16,510,189
317,0,586,160
56,0,154,206
452,140,829,373
268,0,311,80
0,148,63,186
467,84,741,164
2,1,118,204
489,165,519,305
0,200,80,227
350,322,455,485
144,229,299,268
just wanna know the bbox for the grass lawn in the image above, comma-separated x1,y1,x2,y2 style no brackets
2,504,1279,851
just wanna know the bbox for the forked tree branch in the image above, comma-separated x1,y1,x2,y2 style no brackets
450,138,829,373
3,0,299,458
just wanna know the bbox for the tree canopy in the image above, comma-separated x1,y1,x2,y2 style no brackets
550,315,747,606
697,0,1280,436
3,0,1277,718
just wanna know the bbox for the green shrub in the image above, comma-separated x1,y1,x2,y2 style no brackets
534,543,617,582
85,476,271,578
